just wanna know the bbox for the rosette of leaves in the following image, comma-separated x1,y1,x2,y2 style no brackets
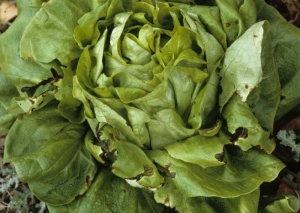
1,0,300,212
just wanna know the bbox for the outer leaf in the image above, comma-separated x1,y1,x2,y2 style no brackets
4,104,97,205
15,0,32,13
47,168,164,213
268,24,300,119
222,94,276,153
0,70,19,109
0,105,16,136
253,0,285,22
146,147,284,198
165,131,230,168
0,0,54,91
155,177,260,213
219,21,266,108
20,0,91,64
254,0,300,119
246,21,280,132
262,194,300,213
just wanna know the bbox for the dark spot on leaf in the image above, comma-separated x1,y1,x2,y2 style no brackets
143,165,154,176
165,162,171,169
170,172,176,178
269,134,274,139
86,175,91,187
226,23,231,27
28,99,35,104
231,127,248,142
215,152,224,162
245,84,249,89
17,114,25,120
21,77,58,96
280,95,286,100
235,20,239,24
50,68,61,79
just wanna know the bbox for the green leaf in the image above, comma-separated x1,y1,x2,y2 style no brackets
15,0,32,13
148,109,196,149
155,177,260,213
20,0,91,64
0,105,16,136
215,0,246,45
254,0,300,120
268,22,300,120
146,147,284,198
173,3,227,49
165,131,230,168
253,0,285,22
0,0,55,91
239,0,257,29
0,70,19,109
222,94,275,153
246,21,280,132
85,124,164,188
4,104,97,205
219,21,266,108
262,194,300,213
55,66,85,123
47,168,164,213
188,68,219,129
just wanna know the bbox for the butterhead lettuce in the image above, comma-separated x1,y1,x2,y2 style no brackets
1,0,300,212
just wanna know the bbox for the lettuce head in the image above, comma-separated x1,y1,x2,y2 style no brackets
1,0,300,212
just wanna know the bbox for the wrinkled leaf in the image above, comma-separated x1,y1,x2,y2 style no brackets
155,178,260,213
146,147,284,198
222,94,276,153
4,104,97,205
219,21,266,108
47,168,164,213
20,0,91,64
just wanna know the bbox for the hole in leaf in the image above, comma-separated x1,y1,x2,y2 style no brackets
215,152,224,162
86,175,91,187
231,127,248,142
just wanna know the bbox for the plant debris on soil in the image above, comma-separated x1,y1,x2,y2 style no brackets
0,0,17,34
0,1,300,213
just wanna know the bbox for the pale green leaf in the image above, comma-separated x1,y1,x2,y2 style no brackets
219,21,266,108
146,147,284,198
